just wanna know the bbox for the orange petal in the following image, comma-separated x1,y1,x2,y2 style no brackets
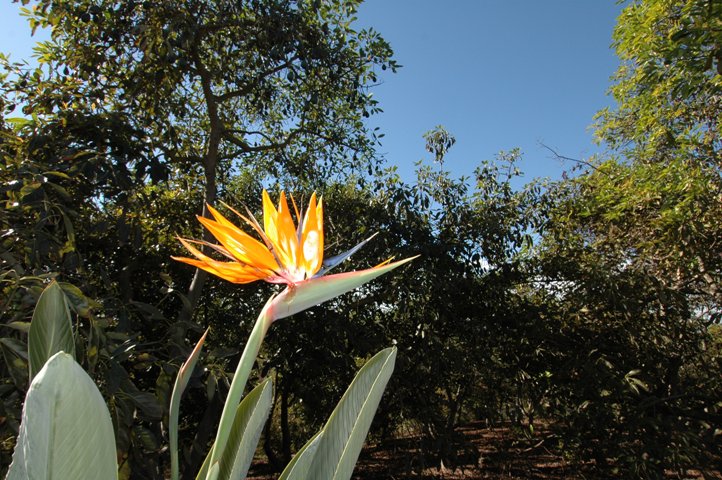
172,239,271,283
275,191,300,270
220,202,270,250
197,216,279,272
173,256,268,283
206,204,239,231
300,193,323,277
263,190,294,269
262,190,279,243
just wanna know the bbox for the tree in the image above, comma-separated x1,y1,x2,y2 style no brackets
5,0,397,320
595,0,722,166
353,134,546,469
1,1,398,477
588,0,722,334
533,1,722,475
592,0,722,308
536,171,722,475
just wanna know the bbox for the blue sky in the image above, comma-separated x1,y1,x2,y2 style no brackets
356,1,624,183
1,1,624,185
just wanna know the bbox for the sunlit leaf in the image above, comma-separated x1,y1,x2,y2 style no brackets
306,347,396,480
6,352,117,480
216,377,274,480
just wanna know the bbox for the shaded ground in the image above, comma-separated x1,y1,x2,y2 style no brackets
248,421,722,479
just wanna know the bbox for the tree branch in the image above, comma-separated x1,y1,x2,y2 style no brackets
540,143,601,173
212,58,298,102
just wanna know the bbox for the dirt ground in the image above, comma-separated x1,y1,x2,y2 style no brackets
247,421,722,480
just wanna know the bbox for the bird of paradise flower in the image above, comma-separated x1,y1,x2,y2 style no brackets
173,189,415,321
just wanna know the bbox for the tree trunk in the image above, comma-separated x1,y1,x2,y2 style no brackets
176,52,221,327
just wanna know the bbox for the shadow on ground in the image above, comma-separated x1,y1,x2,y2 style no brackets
248,421,722,479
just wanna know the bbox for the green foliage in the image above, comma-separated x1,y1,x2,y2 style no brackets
277,432,322,480
8,281,398,480
595,0,722,164
170,330,208,480
2,0,720,478
260,141,547,468
216,378,274,480
533,150,722,476
7,0,396,183
535,2,722,475
548,156,721,304
304,347,396,480
0,1,397,476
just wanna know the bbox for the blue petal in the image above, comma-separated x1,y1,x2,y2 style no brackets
315,233,378,277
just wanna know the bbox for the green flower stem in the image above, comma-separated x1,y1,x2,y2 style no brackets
206,295,274,475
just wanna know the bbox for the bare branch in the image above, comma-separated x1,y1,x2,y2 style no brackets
540,143,601,173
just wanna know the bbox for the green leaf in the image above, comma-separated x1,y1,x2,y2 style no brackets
5,117,32,128
3,322,31,333
206,463,220,480
278,431,323,480
0,337,27,359
216,377,274,480
0,338,29,389
207,306,271,470
170,329,208,480
28,281,75,380
306,347,397,480
194,449,212,480
58,281,98,317
6,351,118,480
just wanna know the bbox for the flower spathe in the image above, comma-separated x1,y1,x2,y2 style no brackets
173,190,416,322
266,257,415,321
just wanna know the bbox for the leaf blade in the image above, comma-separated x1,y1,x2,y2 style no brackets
216,377,274,480
170,329,209,480
278,431,323,480
28,281,75,380
6,351,118,479
306,347,397,480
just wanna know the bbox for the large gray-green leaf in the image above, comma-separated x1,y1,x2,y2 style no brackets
278,431,323,480
6,351,118,480
206,463,220,480
28,281,75,380
216,377,273,480
306,347,397,480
